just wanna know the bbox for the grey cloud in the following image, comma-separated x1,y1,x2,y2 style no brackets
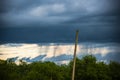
94,52,120,63
0,25,120,43
0,0,120,43
45,54,73,61
1,0,120,23
0,0,65,14
64,15,120,27
3,43,23,47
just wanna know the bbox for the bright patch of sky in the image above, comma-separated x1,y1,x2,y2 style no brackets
0,43,119,61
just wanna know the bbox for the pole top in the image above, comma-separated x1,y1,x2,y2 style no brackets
76,30,79,32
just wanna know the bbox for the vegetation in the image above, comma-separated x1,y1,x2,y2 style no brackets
0,55,120,80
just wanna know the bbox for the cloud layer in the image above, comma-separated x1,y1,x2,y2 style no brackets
1,0,120,26
0,0,120,43
0,43,120,64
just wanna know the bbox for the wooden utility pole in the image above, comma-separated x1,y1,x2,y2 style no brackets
72,30,79,80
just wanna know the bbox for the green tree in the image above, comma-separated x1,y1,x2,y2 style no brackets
0,55,120,80
109,61,120,80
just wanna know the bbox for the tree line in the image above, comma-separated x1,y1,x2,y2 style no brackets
0,55,120,80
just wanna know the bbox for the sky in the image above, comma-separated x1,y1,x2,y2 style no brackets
0,0,120,43
0,0,120,63
0,43,120,64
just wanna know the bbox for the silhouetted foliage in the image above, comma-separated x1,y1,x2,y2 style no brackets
0,55,120,80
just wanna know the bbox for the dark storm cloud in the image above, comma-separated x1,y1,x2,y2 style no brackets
1,0,120,13
0,25,120,43
1,0,120,24
0,0,65,14
1,1,120,24
0,0,120,43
